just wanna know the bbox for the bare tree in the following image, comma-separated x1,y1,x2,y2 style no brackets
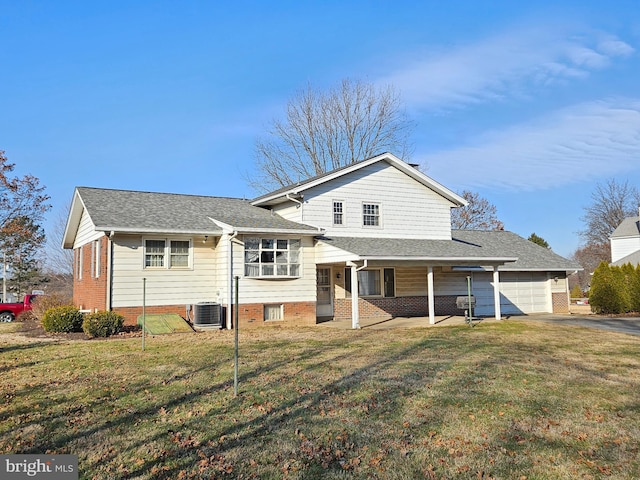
451,190,504,230
571,242,611,290
0,150,50,230
43,199,74,297
579,179,640,246
249,78,415,192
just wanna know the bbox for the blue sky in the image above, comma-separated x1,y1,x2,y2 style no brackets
2,1,640,258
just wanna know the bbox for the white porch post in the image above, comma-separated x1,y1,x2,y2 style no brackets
427,266,435,325
351,265,360,329
493,266,501,320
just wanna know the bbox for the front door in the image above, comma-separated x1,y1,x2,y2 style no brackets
316,268,333,318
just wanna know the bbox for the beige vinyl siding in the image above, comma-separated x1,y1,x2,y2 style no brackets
611,237,640,263
232,235,316,304
299,162,454,239
111,234,218,307
314,240,359,264
73,209,104,248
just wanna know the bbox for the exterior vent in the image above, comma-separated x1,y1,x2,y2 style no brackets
194,302,223,328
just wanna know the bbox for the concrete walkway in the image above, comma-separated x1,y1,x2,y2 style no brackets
318,315,499,330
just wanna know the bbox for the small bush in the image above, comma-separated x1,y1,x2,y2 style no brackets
42,305,84,333
82,311,124,338
570,284,583,299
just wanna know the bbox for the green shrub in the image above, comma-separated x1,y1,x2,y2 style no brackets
82,311,124,338
570,284,583,299
41,305,84,333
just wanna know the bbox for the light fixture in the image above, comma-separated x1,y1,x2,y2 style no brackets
203,235,208,244
336,273,341,279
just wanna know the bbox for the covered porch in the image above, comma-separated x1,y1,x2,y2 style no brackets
314,236,518,329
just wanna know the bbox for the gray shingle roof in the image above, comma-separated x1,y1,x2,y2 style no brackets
611,250,640,266
317,230,581,271
610,216,640,238
76,187,320,234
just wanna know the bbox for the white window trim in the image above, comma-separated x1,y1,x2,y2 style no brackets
93,240,101,278
345,267,395,298
244,237,302,279
264,304,284,321
362,202,382,228
332,199,345,227
76,246,83,280
143,237,193,270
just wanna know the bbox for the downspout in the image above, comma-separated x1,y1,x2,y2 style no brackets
286,193,304,223
227,231,239,330
107,231,114,311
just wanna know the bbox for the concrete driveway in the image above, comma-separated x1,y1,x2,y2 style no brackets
319,313,640,336
514,314,640,336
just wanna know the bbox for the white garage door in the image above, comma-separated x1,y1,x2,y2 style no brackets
473,272,551,316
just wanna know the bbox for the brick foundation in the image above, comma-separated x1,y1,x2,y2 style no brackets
115,301,317,328
233,301,316,328
333,295,465,321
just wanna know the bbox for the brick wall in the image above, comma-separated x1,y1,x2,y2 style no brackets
116,301,317,328
233,301,316,328
73,236,109,312
333,295,465,321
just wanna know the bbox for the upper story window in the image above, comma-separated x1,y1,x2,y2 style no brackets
144,238,192,269
245,238,301,278
333,200,344,226
363,203,380,227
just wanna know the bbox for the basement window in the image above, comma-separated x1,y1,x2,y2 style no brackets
264,304,283,321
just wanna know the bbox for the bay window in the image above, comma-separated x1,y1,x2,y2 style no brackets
245,238,301,278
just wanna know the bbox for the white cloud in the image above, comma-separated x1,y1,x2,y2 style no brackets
421,99,640,191
379,26,634,110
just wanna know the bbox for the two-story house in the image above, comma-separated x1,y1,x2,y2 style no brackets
63,153,580,329
610,209,640,266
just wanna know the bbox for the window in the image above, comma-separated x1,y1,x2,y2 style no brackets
144,239,192,269
363,203,380,226
264,304,283,321
344,268,395,297
333,201,344,225
170,240,190,267
145,240,166,267
245,238,301,277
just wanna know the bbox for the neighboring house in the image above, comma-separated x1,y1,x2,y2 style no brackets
610,210,640,266
63,152,580,329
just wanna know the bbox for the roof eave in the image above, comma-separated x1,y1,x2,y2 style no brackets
251,153,467,207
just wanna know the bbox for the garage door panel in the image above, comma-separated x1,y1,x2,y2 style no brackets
473,272,551,316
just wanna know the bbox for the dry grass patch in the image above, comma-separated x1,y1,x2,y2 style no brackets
1,321,639,479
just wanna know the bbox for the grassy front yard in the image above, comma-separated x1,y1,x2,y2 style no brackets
1,321,639,479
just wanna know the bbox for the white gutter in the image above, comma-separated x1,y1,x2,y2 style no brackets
106,231,114,311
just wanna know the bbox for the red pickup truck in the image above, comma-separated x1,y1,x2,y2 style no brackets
0,294,39,322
